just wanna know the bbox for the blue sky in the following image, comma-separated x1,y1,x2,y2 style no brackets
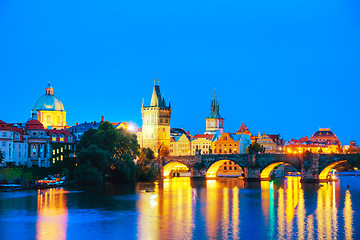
1,0,359,144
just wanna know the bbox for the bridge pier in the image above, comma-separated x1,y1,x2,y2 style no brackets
300,154,320,183
243,167,261,181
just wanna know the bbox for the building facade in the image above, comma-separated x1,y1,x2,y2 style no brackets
191,134,214,155
285,128,341,154
255,133,284,154
213,133,239,154
170,134,192,156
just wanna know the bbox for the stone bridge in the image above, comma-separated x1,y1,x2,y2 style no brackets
161,153,360,182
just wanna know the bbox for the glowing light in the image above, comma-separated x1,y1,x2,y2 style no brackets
260,162,284,180
318,161,346,181
205,160,241,178
163,162,189,178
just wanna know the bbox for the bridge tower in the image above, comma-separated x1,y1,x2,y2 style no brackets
205,90,224,134
141,84,171,156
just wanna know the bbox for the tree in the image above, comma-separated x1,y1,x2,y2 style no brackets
75,121,141,184
246,142,262,154
137,148,155,167
0,151,4,165
136,148,158,181
114,128,140,159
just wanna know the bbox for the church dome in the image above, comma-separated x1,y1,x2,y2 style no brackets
310,128,338,142
34,83,65,111
312,128,336,138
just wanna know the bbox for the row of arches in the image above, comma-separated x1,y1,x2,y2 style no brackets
163,160,347,181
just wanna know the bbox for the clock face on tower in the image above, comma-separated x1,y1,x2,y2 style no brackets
210,122,215,127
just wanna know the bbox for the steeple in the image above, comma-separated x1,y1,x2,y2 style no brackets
45,82,53,95
150,85,161,106
149,85,170,108
208,89,223,119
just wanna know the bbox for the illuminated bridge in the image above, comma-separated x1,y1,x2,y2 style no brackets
162,153,360,182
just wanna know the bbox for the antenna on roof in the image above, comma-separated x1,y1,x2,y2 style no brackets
158,79,160,85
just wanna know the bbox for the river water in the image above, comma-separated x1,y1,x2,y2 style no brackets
0,176,359,240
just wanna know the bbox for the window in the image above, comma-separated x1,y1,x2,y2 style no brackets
234,167,237,170
52,134,57,142
2,142,5,147
224,166,227,170
229,149,232,153
57,149,59,154
60,134,64,142
60,155,63,161
53,158,55,164
2,132,6,137
219,149,222,153
47,115,51,123
53,150,55,155
61,147,63,153
229,167,232,170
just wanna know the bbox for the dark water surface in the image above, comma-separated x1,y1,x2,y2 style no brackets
0,176,359,239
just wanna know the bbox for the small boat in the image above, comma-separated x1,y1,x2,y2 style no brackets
145,188,155,192
36,175,65,189
0,184,24,192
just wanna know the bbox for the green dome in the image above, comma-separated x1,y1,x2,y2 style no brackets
34,94,65,111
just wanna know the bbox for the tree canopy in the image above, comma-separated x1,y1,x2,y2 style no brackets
74,121,140,183
246,142,265,154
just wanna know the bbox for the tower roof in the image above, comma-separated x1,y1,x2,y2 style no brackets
207,89,223,119
237,122,251,134
149,85,170,108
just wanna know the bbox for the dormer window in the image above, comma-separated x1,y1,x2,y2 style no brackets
52,134,57,142
60,134,64,142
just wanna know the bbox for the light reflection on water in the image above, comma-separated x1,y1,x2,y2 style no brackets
0,176,358,239
36,188,68,240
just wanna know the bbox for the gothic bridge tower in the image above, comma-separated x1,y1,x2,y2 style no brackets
205,90,224,134
141,85,171,156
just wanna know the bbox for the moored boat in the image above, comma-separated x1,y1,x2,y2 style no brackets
36,175,65,189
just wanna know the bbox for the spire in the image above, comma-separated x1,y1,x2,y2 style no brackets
168,98,171,108
142,98,144,108
150,85,161,107
207,89,222,119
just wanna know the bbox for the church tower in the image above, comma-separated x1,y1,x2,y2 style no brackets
141,85,171,156
205,90,224,134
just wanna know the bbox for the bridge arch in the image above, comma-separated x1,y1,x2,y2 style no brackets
260,161,301,181
206,159,243,179
163,162,190,178
319,160,346,181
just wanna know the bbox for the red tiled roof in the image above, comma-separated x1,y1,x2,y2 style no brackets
47,129,72,135
25,120,44,130
193,134,214,140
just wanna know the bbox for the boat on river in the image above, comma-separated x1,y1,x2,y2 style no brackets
35,175,65,189
0,184,24,192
